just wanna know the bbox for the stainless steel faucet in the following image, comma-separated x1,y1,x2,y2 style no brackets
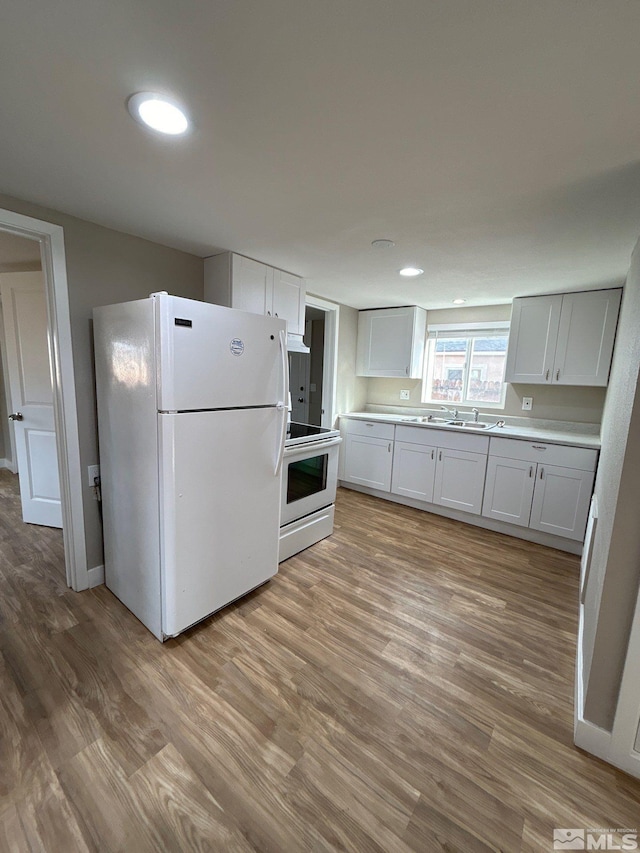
441,405,459,420
472,408,480,422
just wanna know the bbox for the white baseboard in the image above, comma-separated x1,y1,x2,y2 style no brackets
87,564,105,588
0,458,16,472
0,458,7,469
574,718,613,762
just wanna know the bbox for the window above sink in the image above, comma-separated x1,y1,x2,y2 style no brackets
421,321,510,410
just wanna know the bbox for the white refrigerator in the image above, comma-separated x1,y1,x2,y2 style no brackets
93,293,288,641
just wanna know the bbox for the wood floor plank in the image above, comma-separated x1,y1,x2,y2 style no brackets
2,470,640,851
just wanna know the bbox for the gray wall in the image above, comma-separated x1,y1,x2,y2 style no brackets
365,303,606,425
0,193,204,571
583,244,640,729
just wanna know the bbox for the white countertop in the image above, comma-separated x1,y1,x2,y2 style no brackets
339,411,601,450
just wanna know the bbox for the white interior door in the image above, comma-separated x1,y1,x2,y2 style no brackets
0,272,62,527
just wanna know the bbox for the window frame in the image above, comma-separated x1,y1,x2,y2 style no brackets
421,321,510,410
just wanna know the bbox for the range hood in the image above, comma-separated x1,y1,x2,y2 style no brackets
287,333,310,354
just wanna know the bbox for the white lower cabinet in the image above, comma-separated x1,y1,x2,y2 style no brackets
339,419,598,546
433,447,488,515
391,425,489,515
341,420,395,492
529,464,595,541
483,456,536,527
391,441,436,502
482,437,598,542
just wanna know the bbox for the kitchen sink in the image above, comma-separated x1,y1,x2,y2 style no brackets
401,415,450,424
447,420,491,429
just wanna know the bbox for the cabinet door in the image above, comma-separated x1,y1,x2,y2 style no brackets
391,441,436,503
553,289,622,386
529,464,595,541
342,433,393,491
356,307,425,378
272,270,305,336
231,255,272,316
482,456,536,527
433,448,487,515
504,295,562,383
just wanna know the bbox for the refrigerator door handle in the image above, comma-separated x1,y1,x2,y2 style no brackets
275,402,287,476
278,329,289,408
274,328,289,476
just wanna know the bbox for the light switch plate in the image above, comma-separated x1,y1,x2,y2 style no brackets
522,397,533,411
87,464,100,488
400,390,410,400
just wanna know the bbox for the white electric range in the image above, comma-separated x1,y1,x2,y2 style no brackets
279,422,342,562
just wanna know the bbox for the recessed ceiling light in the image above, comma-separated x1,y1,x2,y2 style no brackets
371,239,395,249
453,298,466,304
399,267,424,277
127,92,189,135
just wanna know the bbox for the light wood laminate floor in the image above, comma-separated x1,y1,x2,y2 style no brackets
1,469,639,851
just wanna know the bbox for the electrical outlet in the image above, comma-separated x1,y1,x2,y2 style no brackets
87,464,100,488
522,397,533,411
400,389,410,400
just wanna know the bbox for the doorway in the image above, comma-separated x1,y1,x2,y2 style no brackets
0,264,63,528
288,295,339,428
0,208,87,590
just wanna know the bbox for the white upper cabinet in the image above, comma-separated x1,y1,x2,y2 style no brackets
272,268,305,337
553,289,622,386
356,306,427,378
504,294,562,383
230,255,272,316
204,252,306,337
505,288,621,386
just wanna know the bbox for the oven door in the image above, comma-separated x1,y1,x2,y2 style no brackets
281,437,341,526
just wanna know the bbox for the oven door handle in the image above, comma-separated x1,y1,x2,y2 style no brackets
284,436,342,457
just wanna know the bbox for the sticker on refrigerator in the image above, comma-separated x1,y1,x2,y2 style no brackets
230,338,245,356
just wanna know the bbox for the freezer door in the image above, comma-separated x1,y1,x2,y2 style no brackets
155,294,287,411
159,408,282,638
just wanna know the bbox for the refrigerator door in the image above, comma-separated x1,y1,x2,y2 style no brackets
159,407,281,638
155,294,287,411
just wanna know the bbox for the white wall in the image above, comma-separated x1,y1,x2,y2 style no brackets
0,193,204,572
582,250,640,730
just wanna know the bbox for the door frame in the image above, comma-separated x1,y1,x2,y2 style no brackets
305,294,339,429
0,207,87,590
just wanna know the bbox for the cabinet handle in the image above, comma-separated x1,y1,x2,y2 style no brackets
532,445,546,451
405,366,409,375
540,467,544,480
431,449,434,460
267,310,271,316
439,450,442,462
529,465,533,478
388,443,391,452
545,369,549,381
275,312,279,318
556,369,560,381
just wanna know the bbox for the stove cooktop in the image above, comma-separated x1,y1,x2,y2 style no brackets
285,421,340,446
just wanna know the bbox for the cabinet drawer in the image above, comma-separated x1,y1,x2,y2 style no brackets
394,424,489,453
394,425,437,447
340,419,395,440
489,437,598,471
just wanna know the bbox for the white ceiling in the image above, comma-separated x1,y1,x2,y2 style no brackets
1,0,640,309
